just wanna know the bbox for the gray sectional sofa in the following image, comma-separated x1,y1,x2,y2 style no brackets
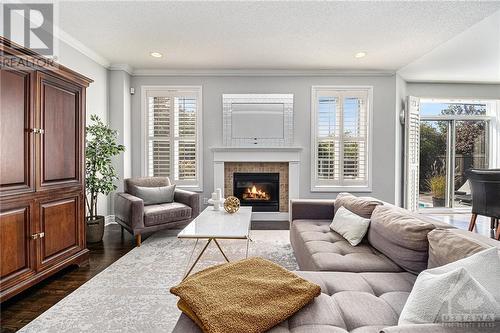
173,194,500,333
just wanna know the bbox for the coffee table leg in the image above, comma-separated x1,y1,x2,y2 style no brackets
245,237,250,258
213,239,230,263
183,238,212,280
183,238,199,277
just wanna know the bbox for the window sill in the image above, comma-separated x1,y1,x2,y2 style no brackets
310,185,372,193
176,185,203,193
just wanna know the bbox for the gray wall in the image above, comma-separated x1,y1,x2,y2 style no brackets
108,70,132,213
407,83,500,99
394,75,407,206
129,75,399,204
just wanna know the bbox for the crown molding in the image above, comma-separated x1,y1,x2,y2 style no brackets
131,68,396,77
400,77,500,85
55,28,111,68
109,64,134,75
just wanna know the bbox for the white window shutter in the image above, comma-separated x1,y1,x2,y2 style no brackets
404,96,420,211
147,96,172,177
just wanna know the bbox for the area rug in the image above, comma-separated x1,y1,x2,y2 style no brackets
18,229,297,333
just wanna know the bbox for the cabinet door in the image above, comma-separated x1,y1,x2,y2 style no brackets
0,68,34,196
0,201,36,292
36,73,84,190
37,193,84,270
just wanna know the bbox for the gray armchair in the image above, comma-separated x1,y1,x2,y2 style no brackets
114,177,200,246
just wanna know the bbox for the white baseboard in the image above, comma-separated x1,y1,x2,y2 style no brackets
105,215,117,225
251,212,289,221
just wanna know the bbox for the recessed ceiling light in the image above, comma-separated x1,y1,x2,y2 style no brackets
150,52,163,58
354,52,367,58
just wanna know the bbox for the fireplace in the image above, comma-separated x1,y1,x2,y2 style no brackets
233,173,279,212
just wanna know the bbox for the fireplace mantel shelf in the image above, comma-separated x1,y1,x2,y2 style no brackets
210,146,302,152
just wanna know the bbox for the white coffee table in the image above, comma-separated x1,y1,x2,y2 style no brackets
178,206,252,280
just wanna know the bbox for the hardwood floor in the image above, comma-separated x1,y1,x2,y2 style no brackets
425,212,497,239
0,224,136,333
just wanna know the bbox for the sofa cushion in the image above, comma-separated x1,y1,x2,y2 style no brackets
334,192,383,219
173,271,416,333
291,220,402,272
143,202,191,226
368,205,436,274
428,228,500,268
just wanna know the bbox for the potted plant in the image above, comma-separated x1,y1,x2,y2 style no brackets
427,174,446,207
85,115,125,243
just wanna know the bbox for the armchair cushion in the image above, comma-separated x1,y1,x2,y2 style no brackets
134,184,176,205
124,176,171,197
143,202,192,226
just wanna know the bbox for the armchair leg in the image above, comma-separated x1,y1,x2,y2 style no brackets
468,213,477,232
496,220,500,241
135,234,142,247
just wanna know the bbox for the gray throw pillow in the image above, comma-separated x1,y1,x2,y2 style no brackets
134,185,176,205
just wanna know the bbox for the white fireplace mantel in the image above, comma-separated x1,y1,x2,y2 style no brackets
211,146,302,221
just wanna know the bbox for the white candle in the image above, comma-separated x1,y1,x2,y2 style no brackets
211,192,217,201
216,188,222,200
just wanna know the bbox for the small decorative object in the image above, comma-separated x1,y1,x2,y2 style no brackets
208,191,223,211
224,196,240,214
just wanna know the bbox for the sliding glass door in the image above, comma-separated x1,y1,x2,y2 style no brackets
453,120,488,207
418,101,491,209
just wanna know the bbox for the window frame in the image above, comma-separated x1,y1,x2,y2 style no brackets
310,85,373,192
141,85,203,192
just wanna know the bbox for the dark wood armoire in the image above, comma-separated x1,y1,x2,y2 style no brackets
0,37,92,301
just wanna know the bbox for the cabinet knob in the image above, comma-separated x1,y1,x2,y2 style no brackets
30,233,39,239
29,128,45,134
39,232,45,238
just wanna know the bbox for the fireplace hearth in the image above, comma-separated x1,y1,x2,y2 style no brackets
233,173,279,212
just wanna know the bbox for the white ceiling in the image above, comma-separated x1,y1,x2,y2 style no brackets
58,1,500,78
398,10,500,83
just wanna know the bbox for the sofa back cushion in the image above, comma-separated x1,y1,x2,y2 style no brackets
334,192,383,219
368,205,436,274
427,228,500,268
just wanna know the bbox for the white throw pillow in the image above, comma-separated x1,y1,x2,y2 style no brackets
329,206,370,246
399,248,500,325
426,247,500,302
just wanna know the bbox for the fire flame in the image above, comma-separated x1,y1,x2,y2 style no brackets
243,185,270,200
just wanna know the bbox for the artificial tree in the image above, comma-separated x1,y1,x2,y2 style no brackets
85,114,125,241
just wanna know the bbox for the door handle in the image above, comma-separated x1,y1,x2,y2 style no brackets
30,233,39,240
38,232,45,238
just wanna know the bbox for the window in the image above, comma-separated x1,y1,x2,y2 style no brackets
311,86,372,191
142,86,202,191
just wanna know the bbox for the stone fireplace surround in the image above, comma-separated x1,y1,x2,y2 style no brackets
211,147,301,221
225,162,288,212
